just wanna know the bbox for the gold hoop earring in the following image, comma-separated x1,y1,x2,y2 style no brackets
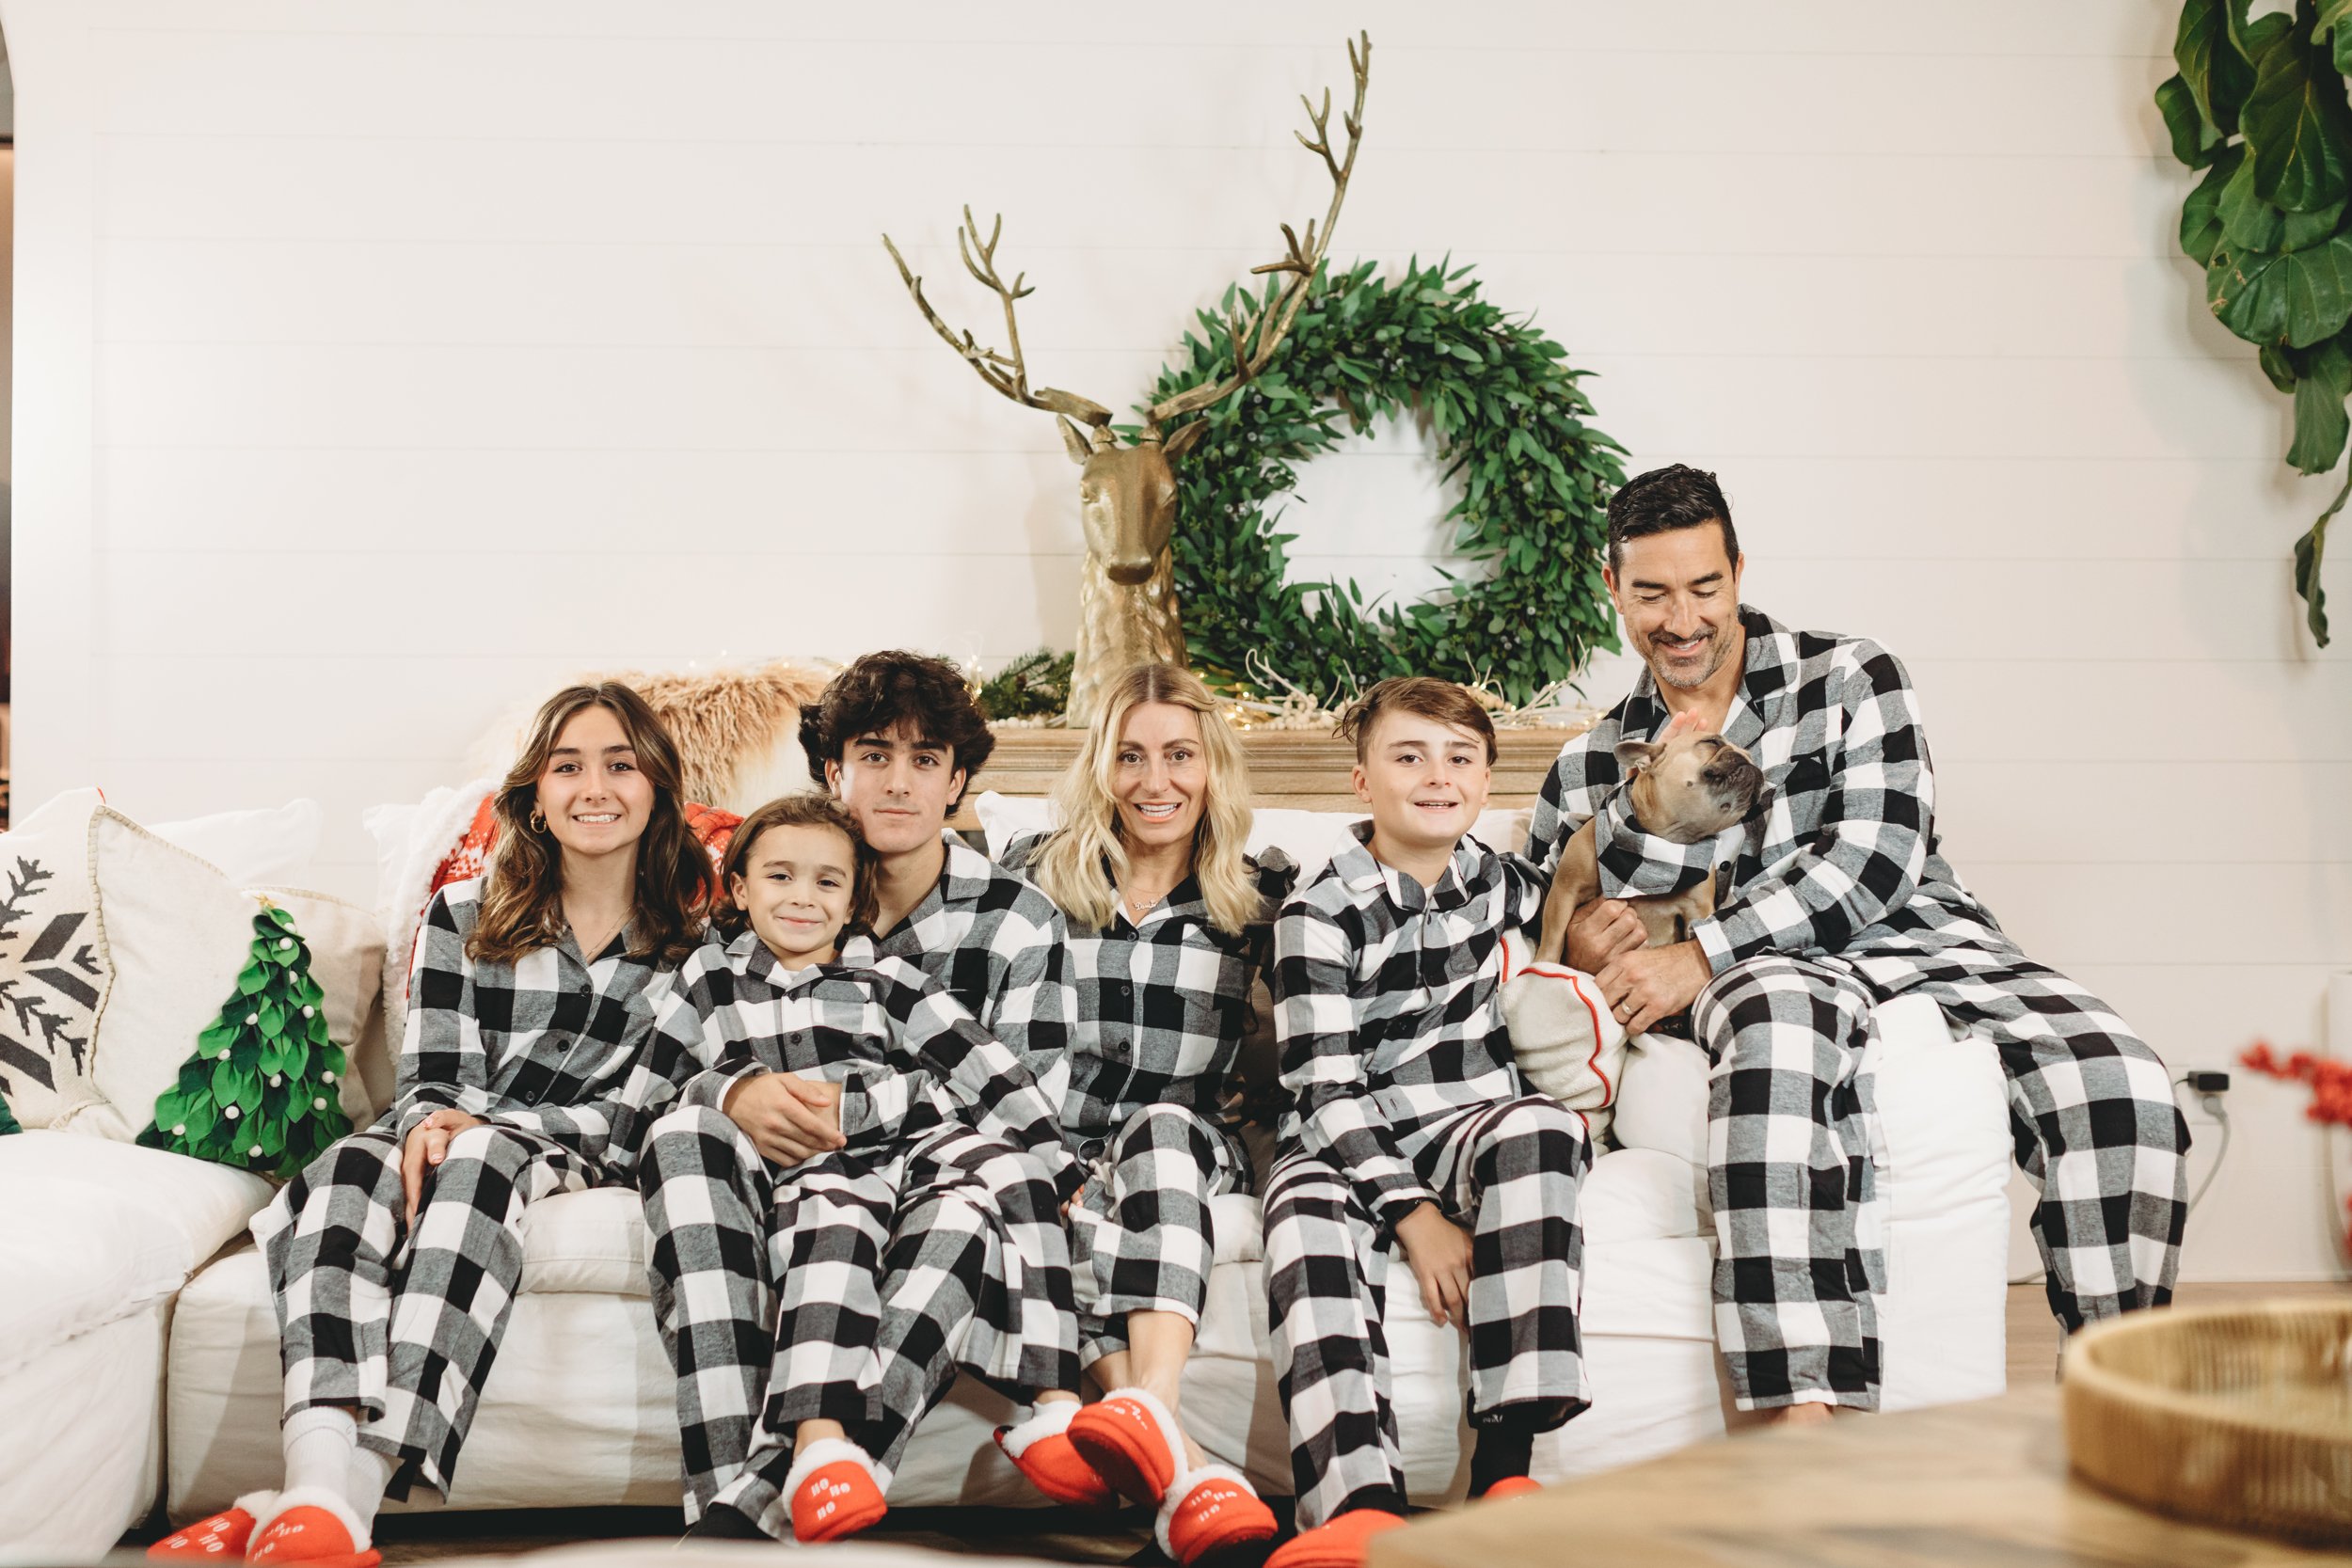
529,806,548,833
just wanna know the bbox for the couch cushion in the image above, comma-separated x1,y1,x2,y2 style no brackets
0,1129,272,1284
0,1129,271,1374
0,789,112,1130
1581,1148,1702,1244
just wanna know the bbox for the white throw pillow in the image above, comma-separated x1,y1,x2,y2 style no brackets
147,799,324,889
362,779,495,1039
251,888,391,1128
0,789,112,1129
71,809,261,1140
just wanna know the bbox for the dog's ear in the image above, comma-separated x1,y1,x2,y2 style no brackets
1613,738,1661,777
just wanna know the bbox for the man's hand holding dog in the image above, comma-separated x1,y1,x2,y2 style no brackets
1598,940,1712,1036
1566,897,1646,973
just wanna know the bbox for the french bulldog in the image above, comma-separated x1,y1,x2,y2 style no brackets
1533,727,1765,965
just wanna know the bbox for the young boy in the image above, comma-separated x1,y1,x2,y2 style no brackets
1263,678,1592,1568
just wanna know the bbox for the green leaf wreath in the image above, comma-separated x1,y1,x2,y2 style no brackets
1144,258,1626,706
2160,0,2352,644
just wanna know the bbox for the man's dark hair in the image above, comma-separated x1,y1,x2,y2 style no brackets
1606,464,1739,572
798,650,994,811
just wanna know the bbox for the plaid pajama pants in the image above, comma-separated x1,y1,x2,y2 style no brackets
640,1104,1079,1534
1069,1101,1253,1368
1697,952,2189,1412
1263,1095,1590,1530
256,1121,590,1498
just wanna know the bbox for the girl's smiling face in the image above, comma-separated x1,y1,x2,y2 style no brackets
730,822,858,968
535,704,654,859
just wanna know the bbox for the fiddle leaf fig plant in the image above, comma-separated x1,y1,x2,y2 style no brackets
2162,0,2352,644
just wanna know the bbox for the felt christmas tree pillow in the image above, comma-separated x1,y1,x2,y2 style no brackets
140,897,355,1176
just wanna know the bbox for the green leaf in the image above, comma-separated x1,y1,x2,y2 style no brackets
2290,337,2352,470
2296,468,2348,645
2234,5,2296,71
2221,151,2289,249
2208,232,2352,345
2319,0,2352,73
236,963,269,996
2180,0,2259,137
2244,16,2352,212
2184,148,2244,264
2263,342,2301,390
2158,73,2225,167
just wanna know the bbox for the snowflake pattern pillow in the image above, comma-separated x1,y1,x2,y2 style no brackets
0,789,113,1127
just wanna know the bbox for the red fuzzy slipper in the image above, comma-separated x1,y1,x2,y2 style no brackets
1157,1465,1279,1566
1264,1510,1407,1568
1068,1386,1187,1507
995,1402,1119,1510
785,1437,888,1544
149,1493,277,1560
1479,1476,1543,1502
245,1489,380,1568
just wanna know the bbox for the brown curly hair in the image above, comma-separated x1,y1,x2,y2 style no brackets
714,794,877,943
798,650,994,812
471,682,711,967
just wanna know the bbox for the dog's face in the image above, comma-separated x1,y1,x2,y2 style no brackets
1614,730,1764,844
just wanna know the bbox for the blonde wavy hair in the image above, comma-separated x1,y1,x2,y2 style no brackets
1028,664,1258,936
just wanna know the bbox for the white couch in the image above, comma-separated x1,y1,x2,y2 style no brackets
144,992,2010,1526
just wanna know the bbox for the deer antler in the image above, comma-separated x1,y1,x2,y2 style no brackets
1145,31,1372,431
882,208,1114,436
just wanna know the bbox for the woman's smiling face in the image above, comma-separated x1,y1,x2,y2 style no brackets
1112,701,1207,853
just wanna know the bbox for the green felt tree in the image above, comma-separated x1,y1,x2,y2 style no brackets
140,898,352,1176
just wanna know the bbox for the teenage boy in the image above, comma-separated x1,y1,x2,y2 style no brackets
1263,678,1591,1568
1526,464,2187,1422
800,650,1075,1096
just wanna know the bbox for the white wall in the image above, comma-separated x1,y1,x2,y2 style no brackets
6,0,2345,1281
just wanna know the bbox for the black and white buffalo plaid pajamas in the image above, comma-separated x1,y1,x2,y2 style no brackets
1003,832,1295,1366
1266,824,1591,1529
859,834,1076,1106
635,930,1080,1533
1527,605,2190,1412
252,877,685,1498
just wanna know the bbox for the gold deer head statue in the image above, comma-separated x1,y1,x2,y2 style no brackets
882,33,1371,727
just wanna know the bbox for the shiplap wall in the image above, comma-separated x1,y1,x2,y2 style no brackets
7,0,2345,1280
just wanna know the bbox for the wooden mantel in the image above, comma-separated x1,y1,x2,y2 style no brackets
947,721,1591,829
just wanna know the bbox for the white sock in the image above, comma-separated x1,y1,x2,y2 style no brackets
281,1406,360,1497
346,1446,394,1537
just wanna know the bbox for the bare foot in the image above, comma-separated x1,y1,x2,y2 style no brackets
1757,1402,1836,1429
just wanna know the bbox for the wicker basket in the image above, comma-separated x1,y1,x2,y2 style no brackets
2063,1299,2352,1544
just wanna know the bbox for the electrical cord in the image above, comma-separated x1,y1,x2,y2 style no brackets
2009,1073,2229,1288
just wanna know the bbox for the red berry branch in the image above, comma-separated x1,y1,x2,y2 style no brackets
2240,1040,2352,1256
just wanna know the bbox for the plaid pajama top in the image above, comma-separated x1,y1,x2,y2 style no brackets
847,834,1075,1108
1272,821,1549,1225
389,876,686,1180
655,929,1078,1195
1524,604,2012,986
1001,832,1296,1148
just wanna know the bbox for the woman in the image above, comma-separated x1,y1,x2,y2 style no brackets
151,683,712,1568
995,662,1293,1567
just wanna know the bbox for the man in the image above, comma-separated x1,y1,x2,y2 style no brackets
1526,465,2187,1423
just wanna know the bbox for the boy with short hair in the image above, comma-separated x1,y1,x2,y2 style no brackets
1263,677,1592,1568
